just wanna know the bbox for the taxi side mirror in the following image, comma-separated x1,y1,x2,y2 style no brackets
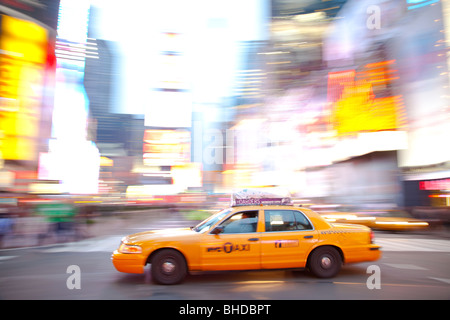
211,226,223,235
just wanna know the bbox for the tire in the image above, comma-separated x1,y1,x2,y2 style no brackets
150,249,187,285
308,246,342,278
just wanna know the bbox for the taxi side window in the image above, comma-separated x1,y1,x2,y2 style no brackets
293,210,313,230
265,210,313,232
220,211,258,234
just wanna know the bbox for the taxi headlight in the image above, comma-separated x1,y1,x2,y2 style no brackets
118,243,142,254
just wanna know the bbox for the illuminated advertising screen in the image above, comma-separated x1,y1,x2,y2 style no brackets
0,15,48,161
38,0,99,194
328,60,407,137
144,31,192,128
143,129,190,166
144,89,192,128
0,0,60,30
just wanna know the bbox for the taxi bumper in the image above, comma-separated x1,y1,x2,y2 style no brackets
343,244,382,264
111,250,146,274
368,244,382,260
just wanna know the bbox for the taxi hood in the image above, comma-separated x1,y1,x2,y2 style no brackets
124,227,196,244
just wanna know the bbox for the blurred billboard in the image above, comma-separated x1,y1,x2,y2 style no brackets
328,60,407,137
143,129,190,166
0,14,48,161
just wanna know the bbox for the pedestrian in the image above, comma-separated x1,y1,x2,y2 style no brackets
0,207,14,248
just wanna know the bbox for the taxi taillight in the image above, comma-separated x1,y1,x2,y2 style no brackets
369,230,374,244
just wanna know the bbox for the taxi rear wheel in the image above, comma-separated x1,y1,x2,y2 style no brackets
150,249,187,285
308,246,342,278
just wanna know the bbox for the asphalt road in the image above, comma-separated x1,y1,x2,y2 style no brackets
1,212,449,301
1,250,449,300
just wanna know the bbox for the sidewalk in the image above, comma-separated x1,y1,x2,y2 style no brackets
0,207,196,250
2,207,449,250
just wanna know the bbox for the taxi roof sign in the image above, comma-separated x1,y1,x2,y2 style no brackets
231,188,292,207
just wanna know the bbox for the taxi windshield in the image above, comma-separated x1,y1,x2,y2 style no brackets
193,208,232,233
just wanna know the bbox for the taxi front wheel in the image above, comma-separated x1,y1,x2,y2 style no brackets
150,249,187,285
308,246,342,278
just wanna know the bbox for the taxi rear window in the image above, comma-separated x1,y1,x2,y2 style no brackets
265,210,313,232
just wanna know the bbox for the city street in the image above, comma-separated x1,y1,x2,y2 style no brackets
1,0,450,309
1,211,449,300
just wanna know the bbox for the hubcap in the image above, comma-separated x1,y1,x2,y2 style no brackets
162,261,176,274
321,256,332,269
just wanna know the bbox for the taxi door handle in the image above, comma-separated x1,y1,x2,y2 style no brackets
304,235,313,239
248,238,259,241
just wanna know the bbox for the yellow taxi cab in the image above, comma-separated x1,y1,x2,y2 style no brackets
319,208,429,232
112,190,381,284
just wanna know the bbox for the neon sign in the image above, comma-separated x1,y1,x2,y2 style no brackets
407,0,440,10
420,179,450,190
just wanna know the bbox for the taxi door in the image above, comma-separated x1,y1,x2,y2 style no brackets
260,209,318,269
200,210,261,271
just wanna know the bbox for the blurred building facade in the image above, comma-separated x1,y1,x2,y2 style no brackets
227,1,339,195
394,0,450,207
1,0,449,213
229,0,450,209
84,33,145,194
322,0,450,208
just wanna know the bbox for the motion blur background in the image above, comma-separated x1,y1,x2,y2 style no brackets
0,0,450,229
